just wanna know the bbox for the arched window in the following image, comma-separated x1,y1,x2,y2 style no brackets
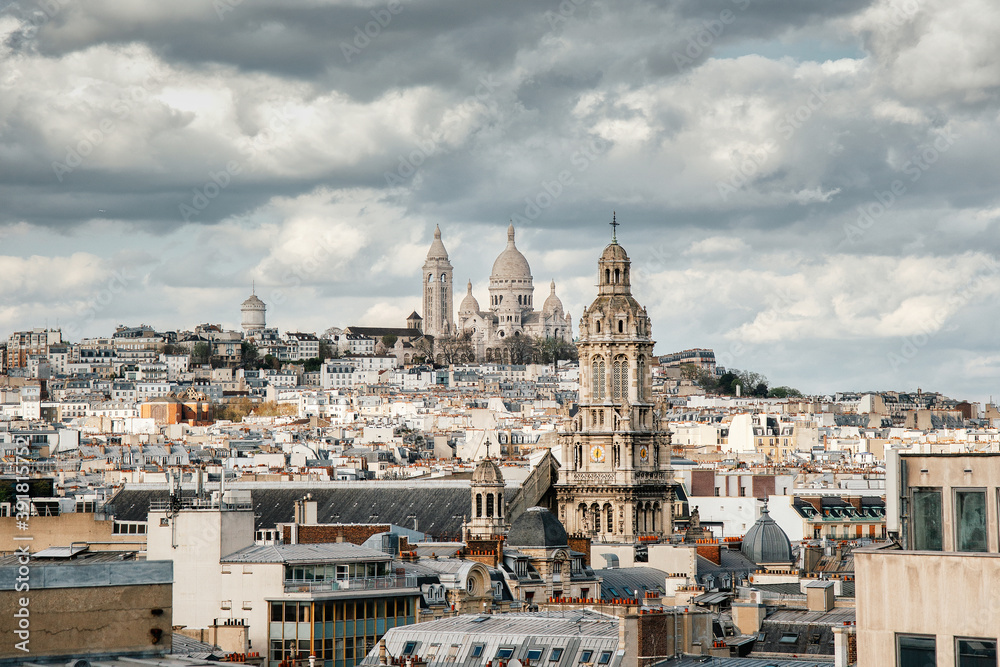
486,493,494,518
605,268,610,283
595,320,601,333
618,320,624,333
614,268,620,283
606,505,614,534
593,504,602,533
612,356,627,400
440,274,447,283
428,274,434,283
476,493,483,518
637,357,645,401
497,494,503,518
592,357,606,401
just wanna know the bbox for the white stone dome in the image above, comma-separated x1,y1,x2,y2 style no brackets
490,224,532,282
459,281,480,314
542,280,564,315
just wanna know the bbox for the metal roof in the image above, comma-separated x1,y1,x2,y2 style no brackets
221,541,390,563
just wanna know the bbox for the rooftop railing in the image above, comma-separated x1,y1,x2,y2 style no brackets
284,573,418,593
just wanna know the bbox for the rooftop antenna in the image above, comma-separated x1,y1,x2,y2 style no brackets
610,212,619,242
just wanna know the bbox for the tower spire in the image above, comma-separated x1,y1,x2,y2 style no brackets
610,211,619,242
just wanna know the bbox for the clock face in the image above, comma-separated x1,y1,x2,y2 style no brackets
590,445,606,463
638,446,649,463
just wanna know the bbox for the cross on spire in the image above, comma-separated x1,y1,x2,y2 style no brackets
610,211,619,242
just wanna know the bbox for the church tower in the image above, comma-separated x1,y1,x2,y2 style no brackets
467,458,506,540
556,216,673,542
422,225,454,338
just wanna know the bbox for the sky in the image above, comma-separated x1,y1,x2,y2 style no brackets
1,0,999,403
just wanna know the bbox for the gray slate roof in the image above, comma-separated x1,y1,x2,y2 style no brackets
107,483,518,537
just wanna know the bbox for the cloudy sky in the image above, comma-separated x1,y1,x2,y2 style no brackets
1,0,999,402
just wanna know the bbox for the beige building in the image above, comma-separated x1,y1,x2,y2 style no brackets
856,450,1000,666
556,229,673,542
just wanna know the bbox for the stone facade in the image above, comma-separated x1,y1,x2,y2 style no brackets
426,224,573,361
556,231,674,543
422,225,455,338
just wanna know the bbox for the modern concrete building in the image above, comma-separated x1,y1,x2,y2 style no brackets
856,450,1000,666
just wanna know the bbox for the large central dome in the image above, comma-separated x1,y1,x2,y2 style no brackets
490,223,532,283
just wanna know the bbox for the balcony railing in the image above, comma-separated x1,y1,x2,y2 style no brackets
149,497,254,512
284,573,418,593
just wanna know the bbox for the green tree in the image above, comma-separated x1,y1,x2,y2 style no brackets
768,386,803,398
241,341,258,368
381,334,398,349
192,342,212,365
319,339,337,360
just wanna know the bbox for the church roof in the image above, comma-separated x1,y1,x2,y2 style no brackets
491,224,532,282
542,280,564,315
472,458,504,485
407,311,422,321
506,506,568,548
459,281,480,314
741,501,793,564
600,242,629,262
426,225,449,260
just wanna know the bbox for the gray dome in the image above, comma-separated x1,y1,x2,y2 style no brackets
490,224,532,282
506,506,568,548
741,502,792,564
472,458,504,485
242,294,265,309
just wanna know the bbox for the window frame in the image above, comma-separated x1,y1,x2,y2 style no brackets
526,650,544,662
897,633,937,667
954,487,989,553
597,651,613,665
496,648,515,660
470,645,485,658
910,487,944,551
579,650,594,664
955,637,998,667
549,648,564,662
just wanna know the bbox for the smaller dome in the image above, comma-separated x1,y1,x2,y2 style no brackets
242,294,265,308
506,506,568,548
459,281,481,314
741,501,793,564
542,280,564,315
472,458,504,485
600,242,629,262
427,225,449,260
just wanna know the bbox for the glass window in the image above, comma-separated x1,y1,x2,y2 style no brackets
779,633,798,645
471,645,485,658
956,490,988,553
899,634,936,667
527,650,543,662
403,641,417,656
911,489,943,551
579,651,594,664
550,648,564,662
496,648,515,659
957,638,997,667
598,652,612,665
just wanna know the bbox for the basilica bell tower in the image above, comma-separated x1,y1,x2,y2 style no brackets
556,216,673,542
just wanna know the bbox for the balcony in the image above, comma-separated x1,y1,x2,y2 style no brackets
284,573,418,593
